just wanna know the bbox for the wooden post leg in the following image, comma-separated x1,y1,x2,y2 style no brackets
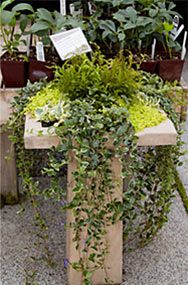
0,129,18,205
67,154,123,285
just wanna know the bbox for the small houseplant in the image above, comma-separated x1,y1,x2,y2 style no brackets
155,21,185,81
28,8,85,83
0,0,34,87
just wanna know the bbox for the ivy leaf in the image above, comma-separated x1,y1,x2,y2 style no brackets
88,253,95,262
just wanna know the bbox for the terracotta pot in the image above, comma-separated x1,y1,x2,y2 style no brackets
140,60,157,74
0,58,28,88
157,59,185,82
28,59,55,83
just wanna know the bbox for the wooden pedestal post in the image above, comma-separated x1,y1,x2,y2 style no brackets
67,153,123,285
0,89,19,205
0,129,18,204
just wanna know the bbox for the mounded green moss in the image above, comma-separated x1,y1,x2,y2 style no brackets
128,101,167,132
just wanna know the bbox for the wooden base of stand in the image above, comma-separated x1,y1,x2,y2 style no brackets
67,154,123,285
0,89,19,205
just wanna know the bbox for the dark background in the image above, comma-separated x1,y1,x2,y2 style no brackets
174,0,188,47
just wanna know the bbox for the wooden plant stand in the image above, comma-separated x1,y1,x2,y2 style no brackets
0,89,19,205
24,115,177,285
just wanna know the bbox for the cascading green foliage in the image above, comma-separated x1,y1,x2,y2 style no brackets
8,54,183,285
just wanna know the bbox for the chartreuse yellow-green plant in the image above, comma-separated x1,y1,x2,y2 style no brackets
8,53,183,285
128,100,167,132
24,83,62,117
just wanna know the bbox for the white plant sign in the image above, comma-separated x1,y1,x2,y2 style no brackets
60,0,66,15
50,28,92,61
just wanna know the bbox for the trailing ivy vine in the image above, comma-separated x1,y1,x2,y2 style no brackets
7,54,184,285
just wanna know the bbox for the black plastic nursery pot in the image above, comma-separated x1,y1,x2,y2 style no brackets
140,60,157,74
28,59,55,83
0,56,28,88
157,59,185,82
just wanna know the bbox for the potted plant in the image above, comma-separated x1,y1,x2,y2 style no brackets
155,21,185,82
83,0,185,78
21,54,180,284
28,8,84,83
0,0,34,87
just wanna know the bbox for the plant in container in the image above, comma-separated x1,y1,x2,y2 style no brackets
82,0,184,76
156,21,185,82
28,8,84,83
21,54,181,284
6,52,184,284
0,0,34,87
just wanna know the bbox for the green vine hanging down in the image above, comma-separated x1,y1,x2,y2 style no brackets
8,53,183,285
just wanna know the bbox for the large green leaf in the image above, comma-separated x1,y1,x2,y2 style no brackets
99,20,116,33
113,10,126,22
149,8,158,18
112,0,134,7
0,10,16,25
136,16,153,27
168,2,176,11
30,21,50,33
0,0,15,13
125,6,137,23
12,3,34,13
19,14,28,32
124,22,136,30
36,8,54,25
54,10,66,30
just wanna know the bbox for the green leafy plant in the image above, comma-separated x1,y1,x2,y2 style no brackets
81,0,182,56
0,0,34,57
29,8,85,45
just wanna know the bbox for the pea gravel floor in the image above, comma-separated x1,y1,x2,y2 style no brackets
1,65,188,285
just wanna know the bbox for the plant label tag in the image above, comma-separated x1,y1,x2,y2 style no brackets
69,3,75,15
36,41,45,62
60,0,66,15
26,35,30,57
172,24,184,41
50,28,92,61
